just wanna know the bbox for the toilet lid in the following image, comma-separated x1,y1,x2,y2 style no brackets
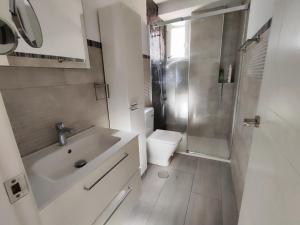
148,129,182,145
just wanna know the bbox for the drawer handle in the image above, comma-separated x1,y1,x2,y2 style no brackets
84,153,129,191
102,186,132,225
130,104,139,111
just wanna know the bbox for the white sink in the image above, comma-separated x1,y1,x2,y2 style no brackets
31,133,121,181
22,127,137,209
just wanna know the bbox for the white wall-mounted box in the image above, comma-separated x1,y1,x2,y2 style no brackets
98,3,147,175
0,0,88,65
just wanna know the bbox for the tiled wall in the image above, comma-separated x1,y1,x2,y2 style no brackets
230,28,270,211
143,56,152,107
0,45,109,156
220,12,243,143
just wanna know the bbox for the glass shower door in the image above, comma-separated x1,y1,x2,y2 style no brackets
186,14,230,159
164,21,190,152
150,12,241,159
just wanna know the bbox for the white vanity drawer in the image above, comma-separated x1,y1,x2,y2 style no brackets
93,171,141,225
40,137,140,225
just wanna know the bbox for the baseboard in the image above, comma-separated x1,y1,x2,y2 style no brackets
177,151,231,163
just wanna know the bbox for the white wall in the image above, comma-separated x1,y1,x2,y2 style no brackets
247,0,275,39
0,93,41,225
82,0,150,55
239,1,300,224
156,0,242,21
158,0,218,15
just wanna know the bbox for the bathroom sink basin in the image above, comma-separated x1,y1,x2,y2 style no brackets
22,127,137,209
31,132,121,181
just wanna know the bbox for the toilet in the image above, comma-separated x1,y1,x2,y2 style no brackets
144,107,182,166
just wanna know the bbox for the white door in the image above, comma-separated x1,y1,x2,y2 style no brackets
238,1,300,224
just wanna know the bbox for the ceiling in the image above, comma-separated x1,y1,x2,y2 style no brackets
153,0,169,3
153,0,243,21
153,0,182,3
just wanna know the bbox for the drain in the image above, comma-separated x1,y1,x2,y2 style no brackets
158,171,169,179
74,160,87,168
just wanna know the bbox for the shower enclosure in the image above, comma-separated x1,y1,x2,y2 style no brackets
150,10,243,160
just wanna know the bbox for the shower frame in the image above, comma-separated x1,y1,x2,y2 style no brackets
149,3,249,161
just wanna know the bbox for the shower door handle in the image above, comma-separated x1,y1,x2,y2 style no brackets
243,115,261,128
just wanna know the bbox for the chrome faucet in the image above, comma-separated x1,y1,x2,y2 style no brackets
56,122,73,146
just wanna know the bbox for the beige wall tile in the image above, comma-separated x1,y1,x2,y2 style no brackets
0,46,109,156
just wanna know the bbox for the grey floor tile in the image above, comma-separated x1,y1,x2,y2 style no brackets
220,164,238,225
124,165,168,225
185,193,222,225
146,170,194,225
169,154,198,175
124,154,238,225
192,158,222,199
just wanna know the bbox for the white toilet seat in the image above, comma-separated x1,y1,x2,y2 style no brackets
148,129,182,144
147,129,182,166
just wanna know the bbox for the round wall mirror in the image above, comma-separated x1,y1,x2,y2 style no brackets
0,18,18,55
10,0,43,48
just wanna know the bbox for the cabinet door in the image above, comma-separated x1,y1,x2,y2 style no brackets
113,3,144,108
0,0,86,60
93,171,141,225
98,3,132,131
99,3,145,133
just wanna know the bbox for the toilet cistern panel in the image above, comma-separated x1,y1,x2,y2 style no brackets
144,107,154,137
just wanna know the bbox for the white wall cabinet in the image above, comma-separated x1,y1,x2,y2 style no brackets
0,0,88,67
98,3,147,175
82,0,149,55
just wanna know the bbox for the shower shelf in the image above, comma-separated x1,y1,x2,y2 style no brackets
218,82,234,84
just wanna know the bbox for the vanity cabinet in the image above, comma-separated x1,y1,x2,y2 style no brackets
93,172,141,225
98,3,147,175
39,137,141,225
